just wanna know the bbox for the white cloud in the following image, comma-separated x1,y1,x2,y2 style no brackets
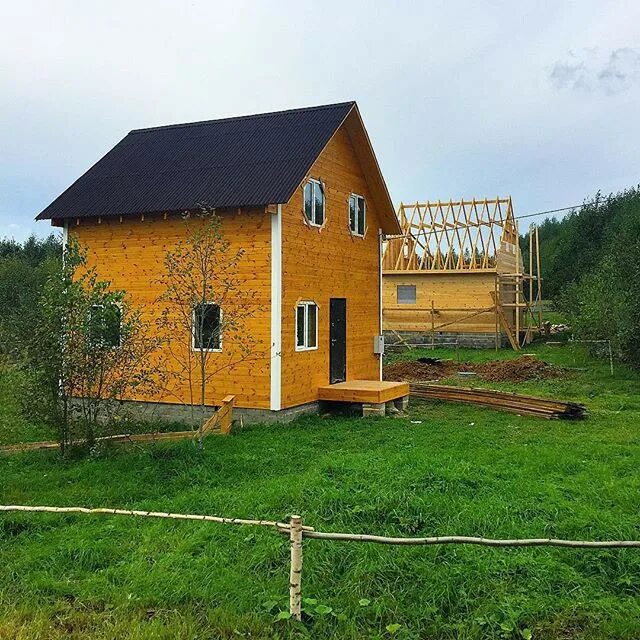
550,47,640,95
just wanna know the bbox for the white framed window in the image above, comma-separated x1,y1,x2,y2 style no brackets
89,303,122,348
303,179,325,227
397,285,417,305
192,302,222,351
295,301,318,351
349,193,366,236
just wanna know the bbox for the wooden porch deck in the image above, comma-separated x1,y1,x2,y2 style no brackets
318,380,409,404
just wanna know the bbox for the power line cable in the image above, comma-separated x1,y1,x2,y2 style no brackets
389,203,585,238
513,204,584,222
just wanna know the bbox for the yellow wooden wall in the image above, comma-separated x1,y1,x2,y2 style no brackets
382,272,500,333
280,126,382,408
70,210,272,409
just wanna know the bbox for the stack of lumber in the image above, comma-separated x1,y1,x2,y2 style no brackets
410,383,587,420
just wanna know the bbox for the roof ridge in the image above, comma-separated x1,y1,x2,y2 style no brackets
129,101,356,135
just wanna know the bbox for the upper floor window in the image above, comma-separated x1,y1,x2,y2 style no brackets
193,302,222,351
303,179,325,227
349,194,366,236
89,303,122,348
397,285,416,305
296,301,318,351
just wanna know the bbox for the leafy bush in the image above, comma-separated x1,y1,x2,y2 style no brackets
560,189,640,367
522,186,640,367
0,234,60,358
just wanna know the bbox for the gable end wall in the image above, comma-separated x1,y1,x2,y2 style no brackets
279,125,382,409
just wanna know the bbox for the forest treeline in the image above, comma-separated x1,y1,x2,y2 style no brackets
0,235,61,357
1,186,639,369
521,185,640,367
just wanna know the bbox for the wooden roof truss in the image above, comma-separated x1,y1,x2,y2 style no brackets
383,197,517,271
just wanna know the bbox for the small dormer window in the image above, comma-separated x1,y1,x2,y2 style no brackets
349,194,365,236
303,179,325,227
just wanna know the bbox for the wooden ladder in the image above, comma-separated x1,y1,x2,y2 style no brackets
490,291,519,351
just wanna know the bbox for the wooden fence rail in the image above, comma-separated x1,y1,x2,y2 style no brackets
2,504,639,622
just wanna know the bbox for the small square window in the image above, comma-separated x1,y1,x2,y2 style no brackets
397,285,416,305
349,194,365,236
193,303,222,351
89,303,121,347
296,301,318,350
303,179,324,226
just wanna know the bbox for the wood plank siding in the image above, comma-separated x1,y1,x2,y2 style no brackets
68,115,387,413
280,124,382,408
70,210,272,409
383,271,498,333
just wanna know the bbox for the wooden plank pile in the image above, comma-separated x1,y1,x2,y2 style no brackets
410,383,587,420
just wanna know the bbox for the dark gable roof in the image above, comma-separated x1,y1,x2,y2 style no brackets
37,102,355,221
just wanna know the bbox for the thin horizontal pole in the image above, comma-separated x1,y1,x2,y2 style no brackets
2,505,636,549
303,530,640,548
386,342,459,348
0,505,314,532
384,306,491,312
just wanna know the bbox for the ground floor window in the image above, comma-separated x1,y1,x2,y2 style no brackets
397,284,417,304
296,301,318,351
193,303,222,351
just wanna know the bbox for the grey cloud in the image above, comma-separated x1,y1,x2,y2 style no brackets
550,48,640,95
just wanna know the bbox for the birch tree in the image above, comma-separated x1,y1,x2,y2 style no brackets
156,207,262,447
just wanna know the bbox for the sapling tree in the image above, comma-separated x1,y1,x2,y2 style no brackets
28,238,161,454
155,206,262,447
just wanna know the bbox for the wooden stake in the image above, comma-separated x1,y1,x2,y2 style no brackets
535,225,543,330
491,291,519,351
289,515,303,621
528,225,533,339
608,340,614,376
494,276,499,351
528,225,533,304
515,224,521,346
431,300,435,348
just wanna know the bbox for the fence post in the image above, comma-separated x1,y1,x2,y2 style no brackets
289,515,303,621
608,340,614,376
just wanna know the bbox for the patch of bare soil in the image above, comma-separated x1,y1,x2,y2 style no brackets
383,355,566,384
383,357,470,382
474,355,565,383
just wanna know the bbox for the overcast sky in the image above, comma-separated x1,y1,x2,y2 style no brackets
2,0,639,240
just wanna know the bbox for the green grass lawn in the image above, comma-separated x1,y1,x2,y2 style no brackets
1,344,639,639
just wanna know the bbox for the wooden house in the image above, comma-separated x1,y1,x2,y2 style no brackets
382,198,542,349
37,102,408,422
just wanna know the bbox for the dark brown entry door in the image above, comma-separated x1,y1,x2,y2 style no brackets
329,298,347,384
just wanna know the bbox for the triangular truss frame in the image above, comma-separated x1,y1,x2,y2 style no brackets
382,197,543,350
383,197,517,271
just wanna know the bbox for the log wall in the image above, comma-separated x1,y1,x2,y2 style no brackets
280,124,382,408
71,210,272,409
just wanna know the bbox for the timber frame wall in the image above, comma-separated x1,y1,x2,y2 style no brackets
67,117,387,413
382,198,543,349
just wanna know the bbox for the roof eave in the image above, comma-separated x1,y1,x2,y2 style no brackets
343,106,400,235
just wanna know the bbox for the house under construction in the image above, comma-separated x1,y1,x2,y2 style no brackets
382,197,542,349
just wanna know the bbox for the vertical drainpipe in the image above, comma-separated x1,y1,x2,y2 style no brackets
62,219,69,252
270,204,282,411
378,228,384,381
